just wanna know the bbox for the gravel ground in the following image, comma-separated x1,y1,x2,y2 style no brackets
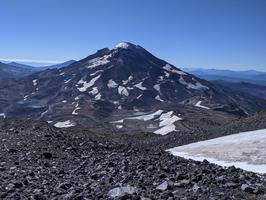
0,119,266,199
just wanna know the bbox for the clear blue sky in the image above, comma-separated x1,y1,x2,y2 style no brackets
0,0,266,71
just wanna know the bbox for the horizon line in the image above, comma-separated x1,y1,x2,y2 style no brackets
0,58,64,64
0,57,265,72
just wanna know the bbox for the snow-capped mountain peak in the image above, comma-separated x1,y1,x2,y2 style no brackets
115,42,131,49
0,42,265,128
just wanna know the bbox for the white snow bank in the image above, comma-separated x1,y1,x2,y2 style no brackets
90,70,103,76
107,79,118,88
164,71,170,77
0,113,6,118
153,84,161,93
112,110,182,135
195,101,210,110
128,110,164,121
134,82,146,90
154,124,176,135
86,54,111,69
32,79,37,86
163,64,187,75
111,110,163,124
64,79,71,84
122,76,133,85
116,125,123,129
118,86,129,96
23,95,29,101
54,120,75,128
168,129,266,174
77,74,101,92
154,111,182,135
89,87,99,95
170,151,266,174
95,93,101,100
72,103,80,115
155,95,164,102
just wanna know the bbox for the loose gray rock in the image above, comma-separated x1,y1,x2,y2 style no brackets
107,185,137,198
156,181,168,191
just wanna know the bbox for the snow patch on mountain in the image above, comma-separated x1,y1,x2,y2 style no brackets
122,76,133,85
77,74,101,92
134,82,147,90
64,79,71,84
111,110,181,135
164,72,170,77
154,124,176,135
107,79,118,88
195,101,210,110
116,125,123,129
163,64,187,75
86,54,112,69
129,110,164,121
155,95,164,102
118,86,129,96
32,79,37,86
179,76,208,90
39,110,48,118
137,93,143,99
0,113,6,118
154,111,182,135
112,110,163,124
95,93,102,100
23,95,29,101
54,120,75,128
153,84,161,93
89,87,99,95
90,70,103,76
158,76,164,81
72,103,80,115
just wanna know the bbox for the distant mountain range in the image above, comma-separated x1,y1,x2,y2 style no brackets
183,68,266,86
0,62,34,79
0,60,76,79
39,60,76,70
8,62,40,71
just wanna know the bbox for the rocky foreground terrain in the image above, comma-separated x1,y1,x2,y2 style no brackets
0,119,266,200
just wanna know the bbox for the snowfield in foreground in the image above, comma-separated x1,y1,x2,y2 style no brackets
168,129,266,174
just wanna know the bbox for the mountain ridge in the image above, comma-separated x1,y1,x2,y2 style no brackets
0,42,266,134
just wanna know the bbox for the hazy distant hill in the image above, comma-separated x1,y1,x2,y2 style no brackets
40,60,76,70
183,68,266,86
213,80,266,100
0,62,34,79
0,60,76,79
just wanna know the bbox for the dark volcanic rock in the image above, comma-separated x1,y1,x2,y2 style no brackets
0,119,265,199
42,152,53,159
